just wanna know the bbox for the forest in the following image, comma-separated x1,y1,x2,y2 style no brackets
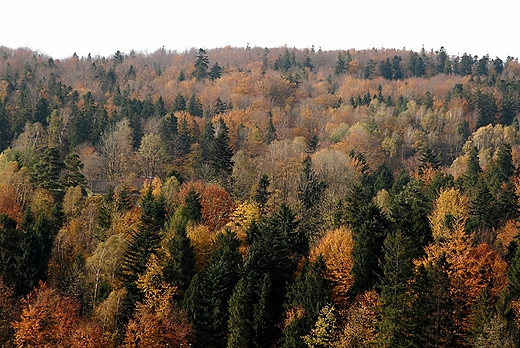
1,44,520,347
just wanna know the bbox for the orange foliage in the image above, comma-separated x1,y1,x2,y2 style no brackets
123,302,194,348
0,183,22,222
13,282,79,347
310,227,354,304
179,182,234,231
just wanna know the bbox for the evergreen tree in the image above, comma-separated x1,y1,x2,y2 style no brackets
227,277,252,348
0,101,11,151
251,273,274,348
209,62,223,80
60,153,88,191
264,111,277,144
172,93,187,112
0,214,19,291
377,230,416,348
119,188,166,312
350,202,391,295
33,147,65,198
281,257,331,348
413,257,455,347
469,286,494,344
15,209,54,296
390,179,432,258
297,156,327,211
193,48,209,80
253,174,271,216
462,146,482,195
213,96,229,115
162,212,196,294
196,230,242,347
184,188,202,223
211,117,234,183
187,94,203,117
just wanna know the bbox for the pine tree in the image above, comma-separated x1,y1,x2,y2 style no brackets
15,209,53,296
187,94,203,117
413,257,454,347
60,153,88,191
390,179,432,258
350,202,391,295
209,62,223,81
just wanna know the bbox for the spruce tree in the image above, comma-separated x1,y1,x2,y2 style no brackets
264,111,277,145
253,174,271,216
172,93,187,112
377,230,416,348
162,215,196,294
297,156,326,211
211,117,234,182
227,277,252,348
193,48,209,80
119,188,165,311
281,257,331,348
350,202,391,295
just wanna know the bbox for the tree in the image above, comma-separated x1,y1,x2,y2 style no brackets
136,133,168,178
193,48,209,80
187,94,203,117
227,277,252,348
302,304,337,348
211,117,234,183
13,282,79,347
253,174,271,216
264,111,277,145
32,146,64,199
119,187,166,315
377,230,416,348
60,153,88,191
297,156,326,211
99,118,134,184
281,257,331,348
172,93,187,112
209,62,223,80
162,215,196,294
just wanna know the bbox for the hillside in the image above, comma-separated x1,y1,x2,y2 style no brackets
1,45,520,347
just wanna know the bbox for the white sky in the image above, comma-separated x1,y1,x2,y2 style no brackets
3,0,518,60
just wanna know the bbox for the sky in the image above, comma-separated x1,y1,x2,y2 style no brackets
3,0,517,60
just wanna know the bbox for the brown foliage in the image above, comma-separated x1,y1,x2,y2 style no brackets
179,181,234,231
123,302,193,348
13,282,79,347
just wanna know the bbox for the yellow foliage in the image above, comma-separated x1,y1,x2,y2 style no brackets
186,224,214,273
310,227,354,304
30,187,55,219
137,254,177,313
227,200,260,234
141,177,163,197
429,188,470,242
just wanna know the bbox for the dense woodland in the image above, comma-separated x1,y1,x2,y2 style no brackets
2,44,520,347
